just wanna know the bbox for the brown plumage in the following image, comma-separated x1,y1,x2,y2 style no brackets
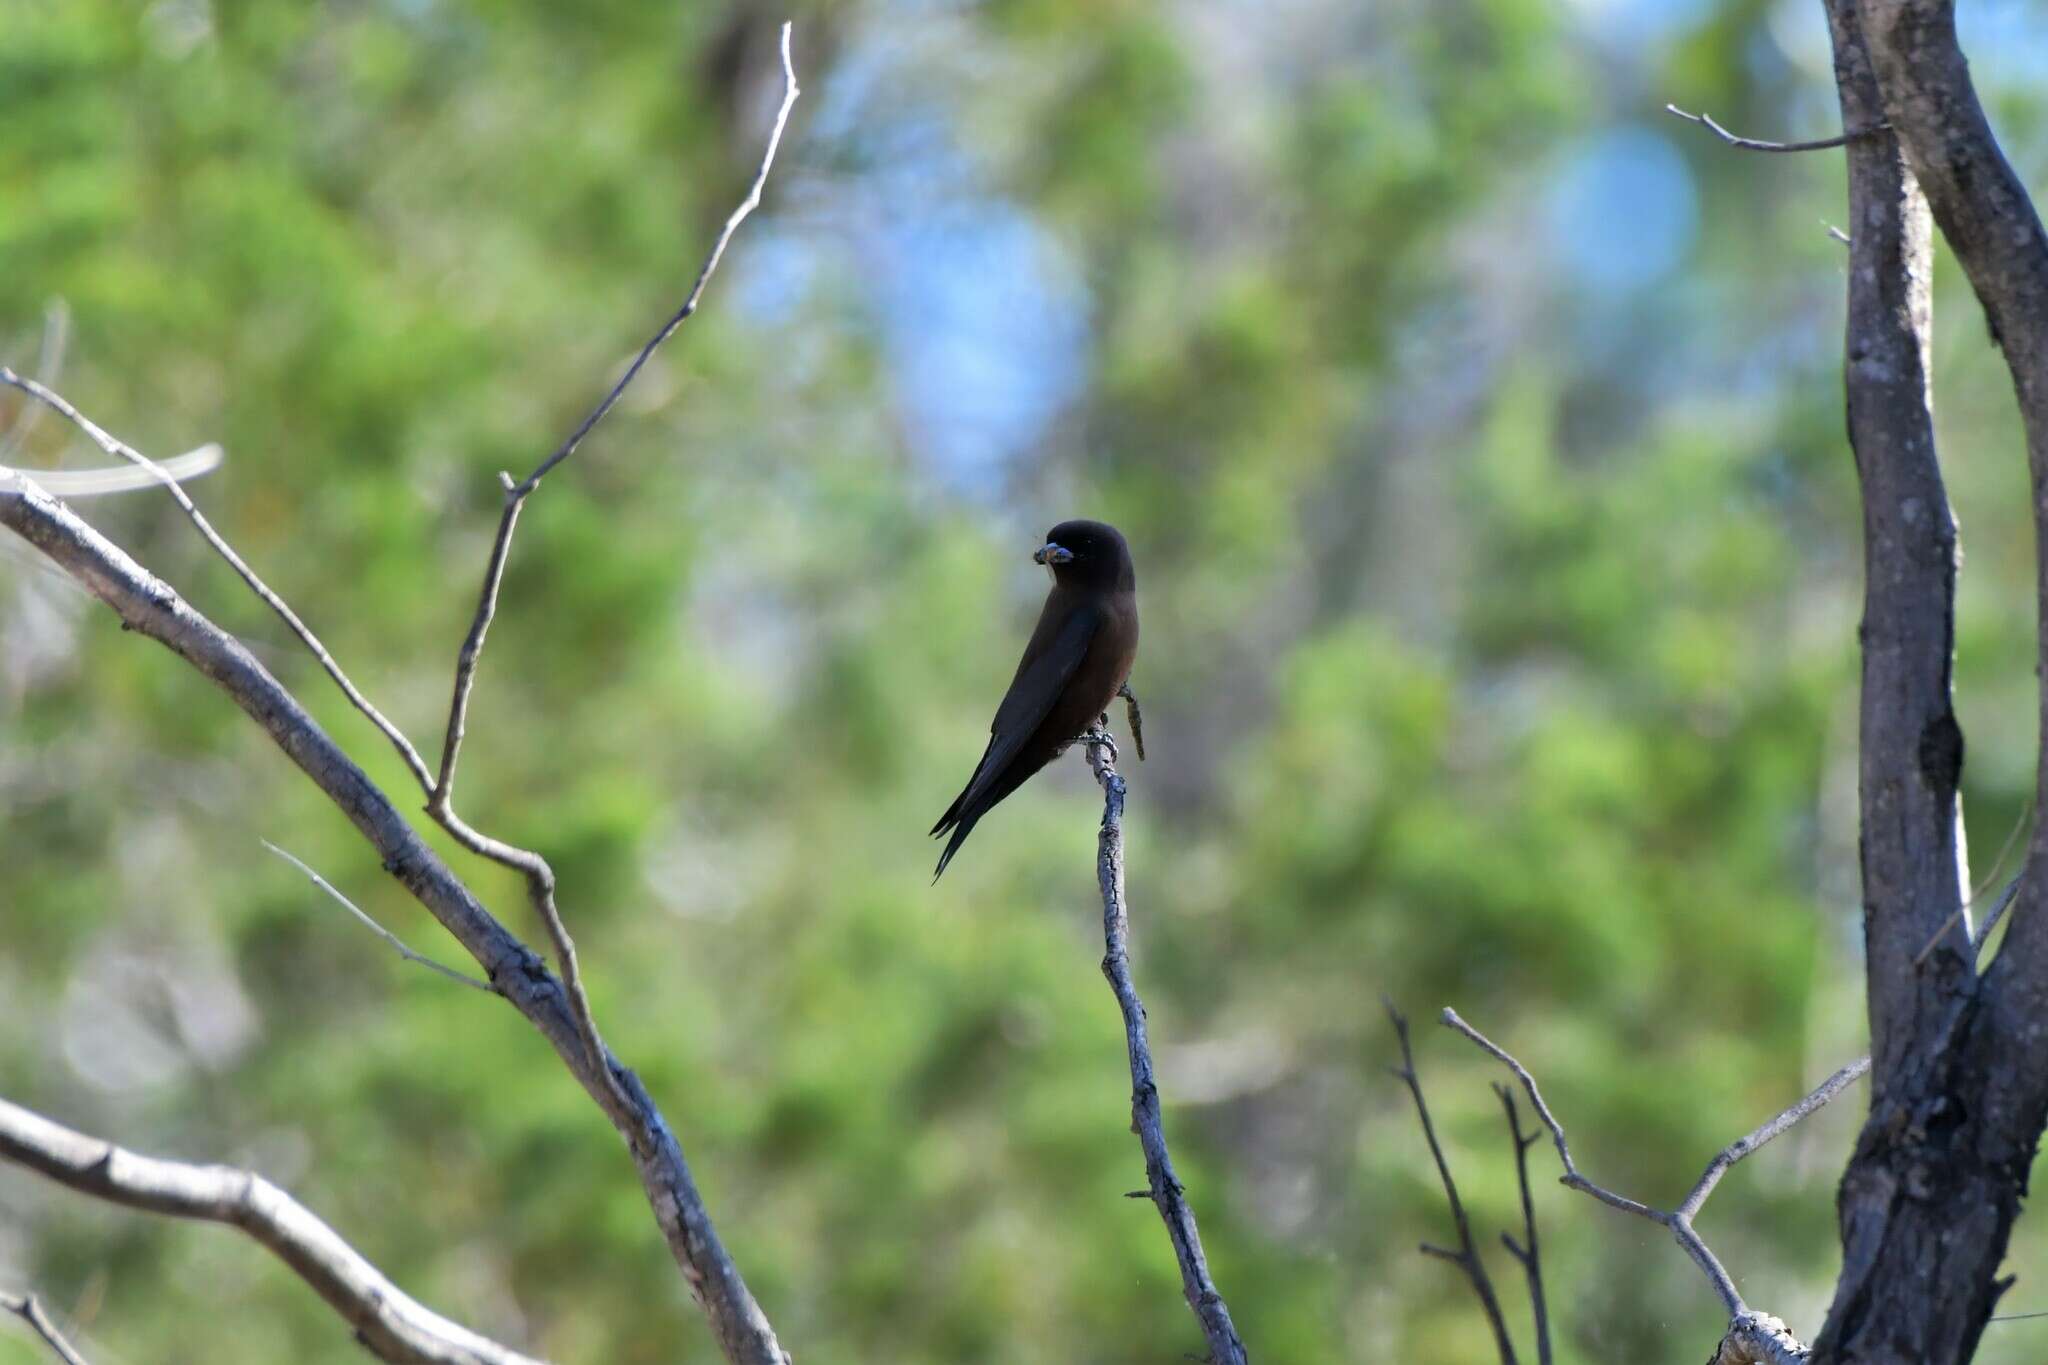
931,519,1140,880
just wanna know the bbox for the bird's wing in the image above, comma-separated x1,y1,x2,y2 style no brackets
957,600,1101,811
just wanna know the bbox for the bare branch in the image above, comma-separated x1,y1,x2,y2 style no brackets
1495,1085,1551,1365
0,1291,92,1365
433,17,800,802
1673,1055,1872,1221
0,27,805,1365
1441,1007,1861,1347
1084,735,1248,1365
1808,4,2042,1352
0,476,788,1363
424,19,802,1108
1386,1002,1517,1365
0,367,437,795
262,840,496,993
0,1096,544,1365
1663,103,1883,153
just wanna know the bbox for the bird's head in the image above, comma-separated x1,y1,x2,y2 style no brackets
1034,519,1134,591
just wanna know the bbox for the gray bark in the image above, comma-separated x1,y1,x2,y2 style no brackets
1814,1,2048,1359
0,1096,545,1365
0,470,789,1365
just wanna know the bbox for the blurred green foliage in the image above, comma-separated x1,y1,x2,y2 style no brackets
5,1,2048,1362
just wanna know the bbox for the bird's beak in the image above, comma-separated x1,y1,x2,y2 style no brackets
1033,542,1074,566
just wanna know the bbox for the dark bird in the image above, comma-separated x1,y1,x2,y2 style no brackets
931,519,1140,880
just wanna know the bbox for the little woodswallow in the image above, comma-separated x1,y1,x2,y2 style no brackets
931,519,1140,880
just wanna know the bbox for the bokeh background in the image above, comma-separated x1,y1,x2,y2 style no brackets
7,0,2048,1360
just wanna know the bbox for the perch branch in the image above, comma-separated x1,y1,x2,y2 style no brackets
1441,1007,1863,1358
1083,734,1248,1365
1386,1002,1518,1365
0,1097,544,1365
0,1292,91,1365
424,19,801,1103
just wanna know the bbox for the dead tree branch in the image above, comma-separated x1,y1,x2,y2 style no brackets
1495,1085,1551,1365
0,1291,92,1365
1805,3,2046,1357
1084,735,1248,1365
1662,103,1883,153
0,1096,544,1365
423,17,800,1111
0,469,788,1363
1386,1002,1518,1365
0,366,436,791
1442,1008,1866,1363
0,28,801,1363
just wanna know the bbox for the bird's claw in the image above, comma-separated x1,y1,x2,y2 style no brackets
1077,726,1119,763
1117,681,1146,761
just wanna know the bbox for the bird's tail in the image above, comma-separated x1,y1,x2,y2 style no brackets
931,812,979,882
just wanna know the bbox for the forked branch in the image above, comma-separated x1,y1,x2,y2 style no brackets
1441,1007,1866,1363
423,19,801,1105
1495,1085,1551,1365
1386,1002,1519,1365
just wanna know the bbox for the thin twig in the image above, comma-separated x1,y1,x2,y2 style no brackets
0,1292,92,1365
1,472,790,1363
434,17,800,801
1084,735,1248,1365
1971,798,2033,903
262,840,496,993
1674,1055,1871,1219
0,299,71,464
0,1097,546,1365
1441,1007,1864,1334
424,21,801,1104
1913,800,2033,965
1386,1002,1518,1365
0,367,437,794
1664,104,1885,153
1495,1084,1552,1365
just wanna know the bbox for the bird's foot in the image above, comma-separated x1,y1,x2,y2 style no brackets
1117,681,1146,762
1076,726,1119,763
